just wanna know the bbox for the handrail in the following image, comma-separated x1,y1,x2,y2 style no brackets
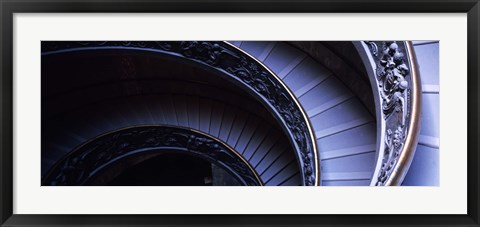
355,41,422,186
42,41,319,186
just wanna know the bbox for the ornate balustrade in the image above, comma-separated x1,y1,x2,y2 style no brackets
355,41,422,186
43,125,262,186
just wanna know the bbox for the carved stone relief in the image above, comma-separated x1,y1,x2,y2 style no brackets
43,126,261,186
365,41,412,186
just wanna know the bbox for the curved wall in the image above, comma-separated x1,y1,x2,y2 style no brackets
402,41,440,186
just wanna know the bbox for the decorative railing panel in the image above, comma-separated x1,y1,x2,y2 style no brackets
43,125,262,186
360,41,422,186
42,41,319,186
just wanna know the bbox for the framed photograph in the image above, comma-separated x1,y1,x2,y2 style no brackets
1,0,478,226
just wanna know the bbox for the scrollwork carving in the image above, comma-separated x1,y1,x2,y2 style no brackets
43,126,261,186
365,41,412,186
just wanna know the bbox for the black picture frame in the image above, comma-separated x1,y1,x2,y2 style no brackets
1,0,479,226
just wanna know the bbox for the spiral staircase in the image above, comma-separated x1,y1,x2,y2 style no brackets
229,41,377,186
41,40,438,186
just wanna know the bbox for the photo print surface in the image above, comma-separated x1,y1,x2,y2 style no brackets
41,41,439,186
